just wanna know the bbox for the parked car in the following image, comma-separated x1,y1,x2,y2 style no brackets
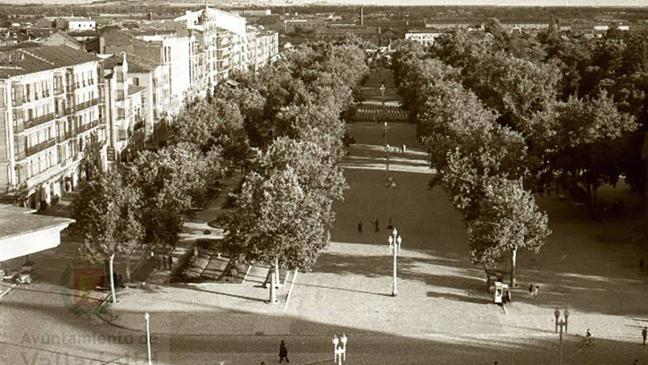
15,272,32,285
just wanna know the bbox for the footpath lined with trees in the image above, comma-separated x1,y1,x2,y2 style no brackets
392,20,640,287
71,39,369,302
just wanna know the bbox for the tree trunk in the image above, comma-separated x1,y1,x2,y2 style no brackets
109,253,117,303
125,255,131,283
274,257,280,288
510,247,517,287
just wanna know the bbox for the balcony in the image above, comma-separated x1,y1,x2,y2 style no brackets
54,87,65,96
25,138,56,158
24,113,56,130
57,131,75,143
76,119,100,134
74,98,100,113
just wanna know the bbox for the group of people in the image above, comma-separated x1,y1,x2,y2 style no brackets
527,284,540,298
357,219,383,234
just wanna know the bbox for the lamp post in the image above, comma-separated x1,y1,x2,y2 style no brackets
388,228,402,297
383,121,389,172
144,312,152,365
332,334,348,365
380,83,385,107
386,176,395,227
554,309,568,365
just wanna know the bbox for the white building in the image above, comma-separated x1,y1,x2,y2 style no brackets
405,30,441,46
56,17,96,33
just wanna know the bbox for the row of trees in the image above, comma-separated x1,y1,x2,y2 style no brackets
72,39,368,299
392,21,638,285
393,54,549,285
221,40,369,274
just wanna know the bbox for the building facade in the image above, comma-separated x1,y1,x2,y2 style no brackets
0,45,107,208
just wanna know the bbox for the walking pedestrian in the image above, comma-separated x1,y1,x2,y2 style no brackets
167,254,173,271
374,219,379,232
641,258,645,271
534,285,539,298
357,221,363,234
279,339,289,363
528,284,533,297
642,326,647,345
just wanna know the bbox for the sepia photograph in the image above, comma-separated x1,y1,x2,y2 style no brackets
0,0,647,363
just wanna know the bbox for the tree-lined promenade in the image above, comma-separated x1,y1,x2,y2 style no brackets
72,39,369,299
392,20,640,285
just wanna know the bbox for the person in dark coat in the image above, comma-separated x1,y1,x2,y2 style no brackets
357,221,363,233
279,339,289,363
642,326,647,345
374,219,379,232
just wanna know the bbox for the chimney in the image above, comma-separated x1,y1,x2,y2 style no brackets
360,6,364,26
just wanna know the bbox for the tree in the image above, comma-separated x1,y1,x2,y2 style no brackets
225,137,346,271
125,143,225,249
72,169,144,301
80,132,105,182
467,177,551,286
547,92,638,209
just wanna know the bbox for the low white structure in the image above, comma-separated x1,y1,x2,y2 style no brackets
57,17,96,33
0,204,73,263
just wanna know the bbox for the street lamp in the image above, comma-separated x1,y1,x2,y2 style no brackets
386,176,395,227
554,309,568,365
383,121,389,172
144,312,152,365
380,83,386,106
332,334,348,365
388,227,402,297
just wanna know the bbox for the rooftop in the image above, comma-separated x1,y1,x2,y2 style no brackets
0,45,100,78
126,53,160,73
128,84,146,95
0,204,73,240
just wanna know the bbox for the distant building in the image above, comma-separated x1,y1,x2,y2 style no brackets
56,17,96,33
405,30,441,46
284,19,326,34
39,31,83,50
233,9,272,17
0,45,107,208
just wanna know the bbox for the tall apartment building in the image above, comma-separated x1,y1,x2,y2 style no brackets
246,25,279,74
174,7,248,88
100,28,190,116
101,53,145,163
0,45,107,208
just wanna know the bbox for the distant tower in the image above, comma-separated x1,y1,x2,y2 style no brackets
360,6,364,26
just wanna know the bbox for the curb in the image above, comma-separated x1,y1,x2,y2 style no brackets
0,283,16,301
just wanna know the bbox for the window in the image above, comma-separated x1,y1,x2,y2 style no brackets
116,90,124,101
117,108,125,119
